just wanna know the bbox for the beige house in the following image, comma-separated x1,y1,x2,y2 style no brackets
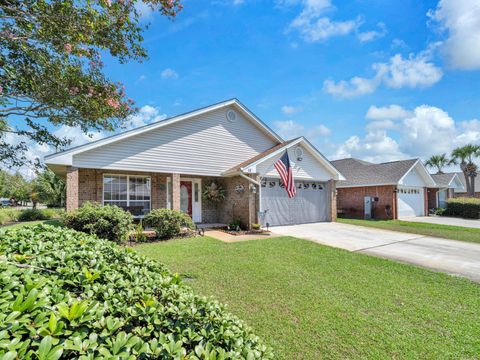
45,99,344,228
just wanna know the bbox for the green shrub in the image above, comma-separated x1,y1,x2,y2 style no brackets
434,207,446,216
444,197,480,219
0,208,19,225
251,223,262,230
144,208,194,239
0,225,272,359
17,208,48,221
228,218,242,231
62,202,133,243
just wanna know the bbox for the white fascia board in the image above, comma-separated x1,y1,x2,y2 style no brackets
398,159,436,187
44,99,283,165
449,174,465,190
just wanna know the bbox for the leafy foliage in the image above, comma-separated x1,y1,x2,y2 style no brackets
424,153,454,174
35,170,66,208
0,0,182,168
0,225,272,359
444,197,480,219
62,202,133,243
144,208,194,239
451,144,480,197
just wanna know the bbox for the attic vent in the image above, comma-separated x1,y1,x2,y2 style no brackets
226,110,237,122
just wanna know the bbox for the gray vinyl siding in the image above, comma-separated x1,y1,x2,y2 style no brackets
73,107,277,176
255,145,333,181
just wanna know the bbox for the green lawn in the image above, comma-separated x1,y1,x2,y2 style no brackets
0,219,62,229
136,236,480,359
338,218,480,244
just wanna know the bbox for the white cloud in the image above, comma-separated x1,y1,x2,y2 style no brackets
332,104,480,163
124,105,167,130
323,76,379,98
429,0,480,70
161,68,179,79
281,105,302,115
288,0,361,42
357,22,387,43
274,120,331,140
366,105,411,120
324,51,443,97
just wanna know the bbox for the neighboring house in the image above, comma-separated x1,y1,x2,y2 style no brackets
45,99,344,228
331,158,436,219
427,173,464,208
454,172,480,198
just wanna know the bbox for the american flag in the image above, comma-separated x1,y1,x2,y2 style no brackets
274,150,296,198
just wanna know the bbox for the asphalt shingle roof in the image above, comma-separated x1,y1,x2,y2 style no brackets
430,173,457,188
455,172,480,193
331,158,418,187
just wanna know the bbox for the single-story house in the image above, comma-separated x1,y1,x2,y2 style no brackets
45,99,344,228
427,173,464,208
331,158,436,219
454,172,480,198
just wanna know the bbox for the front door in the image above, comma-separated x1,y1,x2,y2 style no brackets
180,181,193,217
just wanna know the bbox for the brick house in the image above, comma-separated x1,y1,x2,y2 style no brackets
331,158,437,220
427,173,464,208
454,172,480,199
45,99,344,228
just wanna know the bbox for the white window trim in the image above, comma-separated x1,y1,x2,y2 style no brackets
102,174,152,215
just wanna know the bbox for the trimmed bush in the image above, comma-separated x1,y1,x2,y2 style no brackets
144,208,195,239
444,197,480,219
62,202,133,243
0,225,272,359
17,208,48,221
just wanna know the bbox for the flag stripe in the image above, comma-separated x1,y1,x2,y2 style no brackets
274,150,296,198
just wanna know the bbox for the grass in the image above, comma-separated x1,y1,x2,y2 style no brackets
0,219,62,229
338,218,480,244
136,236,480,359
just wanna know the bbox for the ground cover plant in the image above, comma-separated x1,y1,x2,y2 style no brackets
338,218,480,244
136,236,480,359
0,225,272,359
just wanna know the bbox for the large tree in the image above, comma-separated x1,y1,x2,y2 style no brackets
451,144,480,197
424,153,454,174
0,0,182,168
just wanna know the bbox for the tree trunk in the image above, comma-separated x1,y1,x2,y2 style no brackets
471,175,477,196
462,171,471,196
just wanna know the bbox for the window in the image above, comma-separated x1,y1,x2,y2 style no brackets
194,182,199,202
103,175,151,215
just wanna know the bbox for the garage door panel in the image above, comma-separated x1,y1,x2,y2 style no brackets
260,179,328,226
398,187,425,217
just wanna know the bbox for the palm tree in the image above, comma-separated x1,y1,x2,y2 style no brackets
424,154,454,174
451,144,480,197
35,169,66,208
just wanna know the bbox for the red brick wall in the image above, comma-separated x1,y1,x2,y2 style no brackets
427,188,438,209
337,185,396,220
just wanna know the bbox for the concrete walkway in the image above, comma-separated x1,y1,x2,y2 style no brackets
400,216,480,229
271,222,480,283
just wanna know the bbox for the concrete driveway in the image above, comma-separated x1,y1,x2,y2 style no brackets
271,222,480,283
400,216,480,229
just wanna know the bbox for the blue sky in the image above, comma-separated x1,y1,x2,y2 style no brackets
11,0,480,175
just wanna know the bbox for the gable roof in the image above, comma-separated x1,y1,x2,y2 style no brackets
45,99,283,166
454,172,480,192
224,137,345,180
431,173,464,189
331,158,435,188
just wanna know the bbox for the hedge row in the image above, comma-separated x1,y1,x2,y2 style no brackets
444,197,480,219
0,208,64,225
0,225,272,359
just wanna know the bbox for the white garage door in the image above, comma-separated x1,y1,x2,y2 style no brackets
397,187,425,217
260,178,328,226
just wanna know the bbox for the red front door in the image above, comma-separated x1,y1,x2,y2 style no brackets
180,181,192,217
